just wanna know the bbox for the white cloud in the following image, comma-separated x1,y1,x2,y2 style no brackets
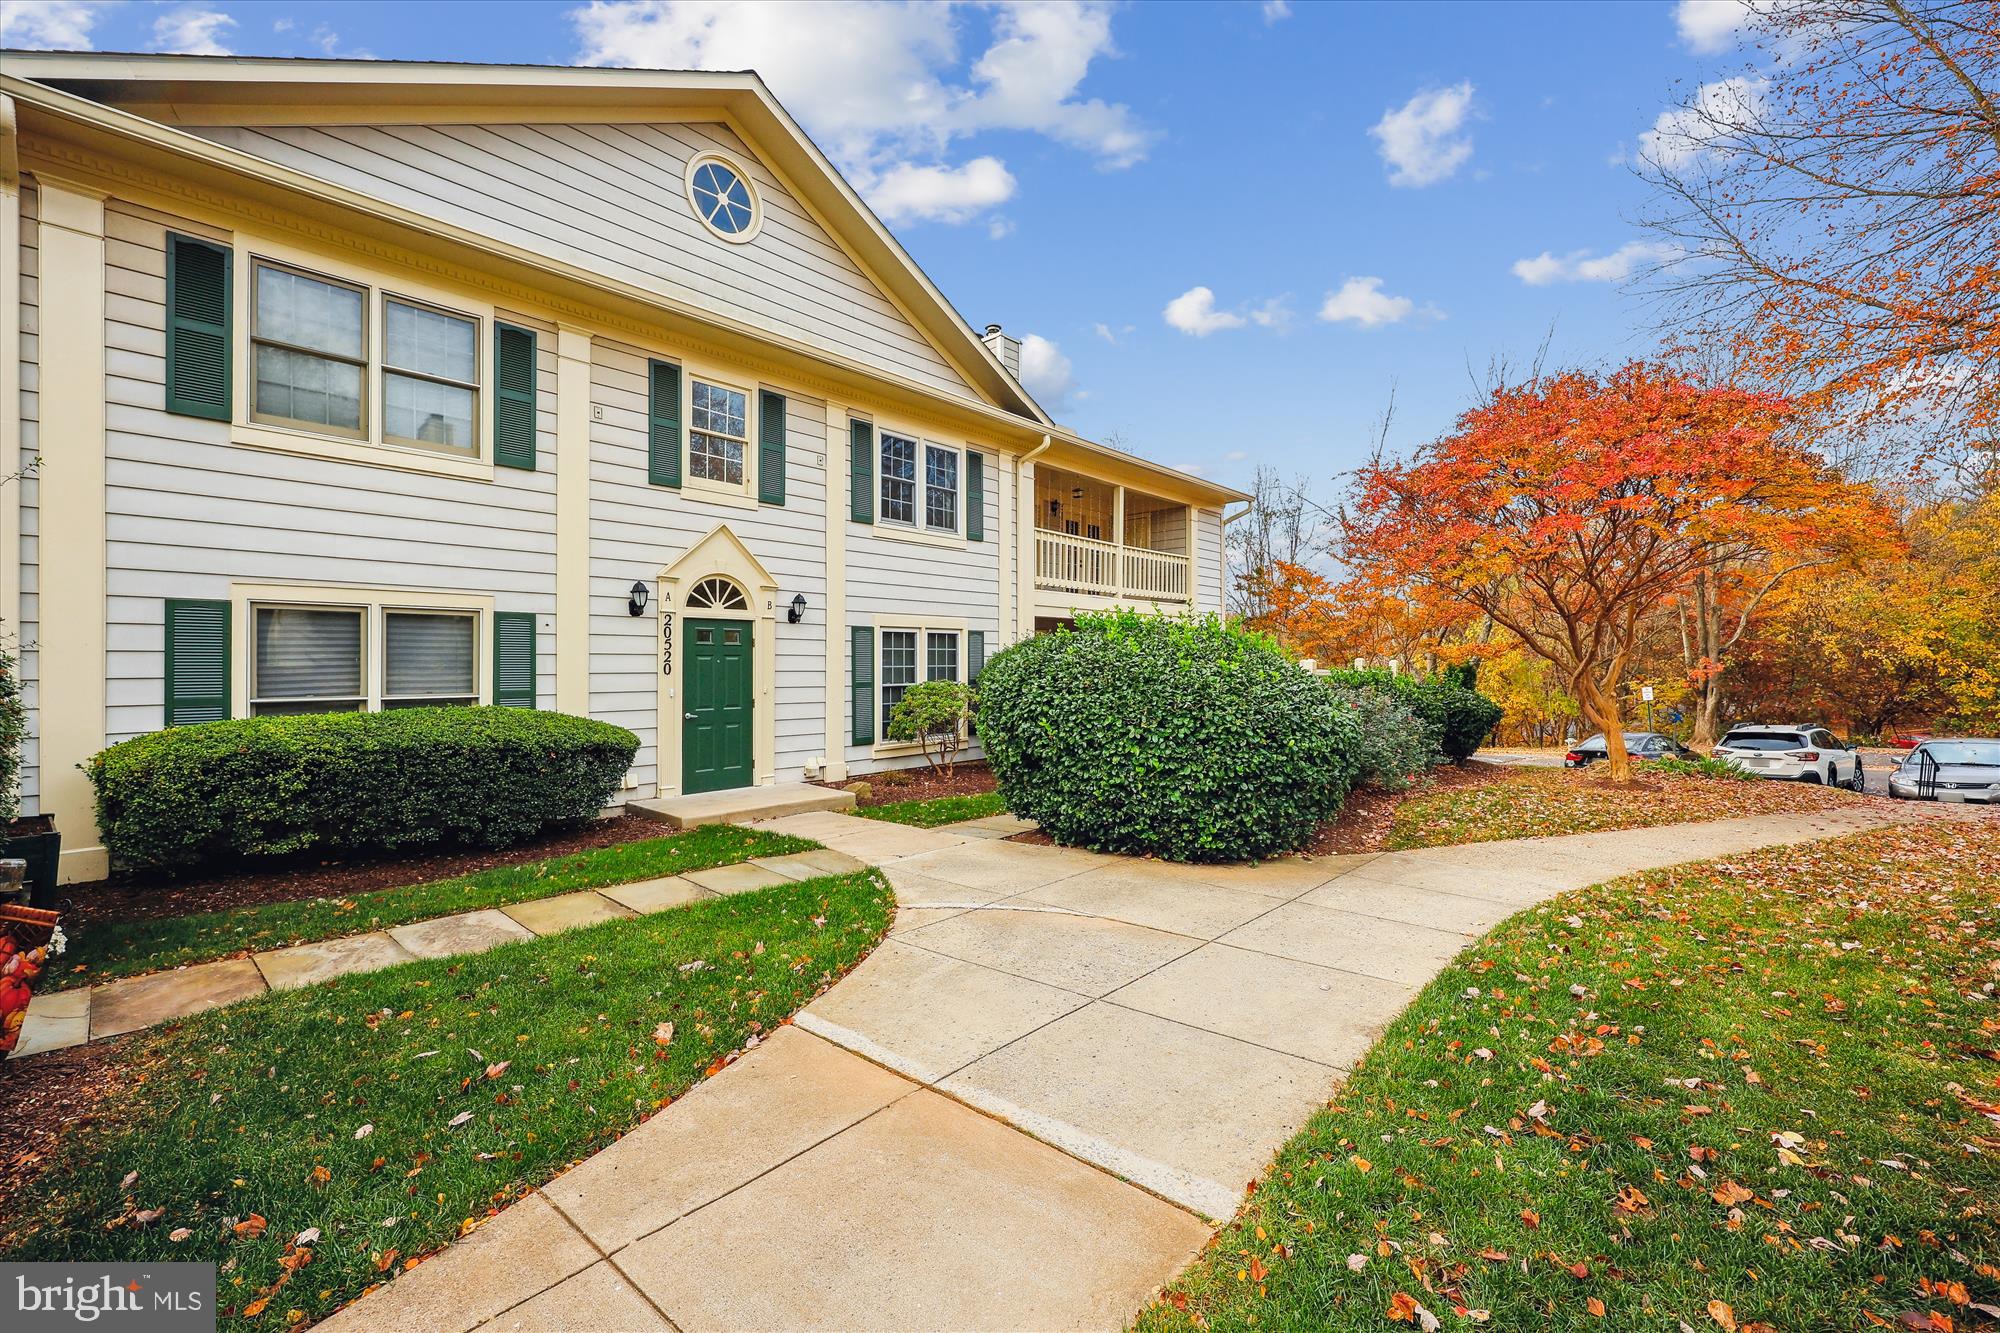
1317,277,1430,328
568,1,1149,228
1,0,104,49
1017,333,1074,405
1249,295,1294,331
153,7,237,56
1092,321,1133,345
1164,286,1247,337
986,215,1015,240
1225,449,1249,462
1262,1,1292,23
1675,0,1753,54
864,157,1016,225
1369,82,1476,188
1512,240,1679,285
1637,76,1764,169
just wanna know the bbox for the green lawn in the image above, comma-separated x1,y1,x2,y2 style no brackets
5,870,893,1330
56,825,815,990
855,790,1008,828
1386,763,1857,849
1139,822,2000,1332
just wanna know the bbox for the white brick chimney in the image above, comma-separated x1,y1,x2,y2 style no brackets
981,322,1021,378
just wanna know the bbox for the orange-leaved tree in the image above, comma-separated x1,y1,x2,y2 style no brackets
1342,362,1881,781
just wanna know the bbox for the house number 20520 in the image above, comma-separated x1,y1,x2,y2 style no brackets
660,611,675,678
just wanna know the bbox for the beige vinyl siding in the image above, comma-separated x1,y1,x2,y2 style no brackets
587,339,828,792
190,121,978,404
1196,507,1225,613
842,474,1003,773
99,201,558,741
16,185,40,813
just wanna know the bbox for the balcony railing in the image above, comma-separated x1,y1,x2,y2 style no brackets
1035,529,1190,603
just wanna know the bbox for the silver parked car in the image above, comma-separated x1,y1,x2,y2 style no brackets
1887,738,2000,803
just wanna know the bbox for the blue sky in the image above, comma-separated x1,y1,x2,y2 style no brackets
1,0,1754,493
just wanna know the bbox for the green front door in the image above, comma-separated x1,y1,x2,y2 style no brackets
683,618,754,794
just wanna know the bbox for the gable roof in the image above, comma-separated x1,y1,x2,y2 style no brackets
0,50,1249,508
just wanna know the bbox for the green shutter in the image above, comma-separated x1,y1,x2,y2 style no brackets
648,359,682,488
969,630,986,682
494,612,537,708
494,323,538,471
849,418,873,524
164,598,230,725
757,389,786,505
164,233,232,421
850,625,874,745
966,451,985,541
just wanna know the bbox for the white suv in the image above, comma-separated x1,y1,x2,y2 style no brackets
1713,726,1864,789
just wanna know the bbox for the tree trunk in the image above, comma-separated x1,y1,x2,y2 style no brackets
1686,567,1727,748
1576,674,1633,783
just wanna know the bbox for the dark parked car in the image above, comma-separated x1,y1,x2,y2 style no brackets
1563,732,1697,768
1888,738,2000,803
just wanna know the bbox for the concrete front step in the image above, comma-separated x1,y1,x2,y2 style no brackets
628,781,856,829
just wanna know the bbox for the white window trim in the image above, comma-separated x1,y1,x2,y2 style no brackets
229,582,494,718
229,234,499,481
685,370,757,504
870,614,969,758
683,149,765,245
870,418,968,549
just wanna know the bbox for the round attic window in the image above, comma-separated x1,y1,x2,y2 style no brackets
685,153,762,243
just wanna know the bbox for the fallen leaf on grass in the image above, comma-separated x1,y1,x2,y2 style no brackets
1588,1297,1607,1317
242,1297,269,1318
234,1214,267,1239
353,1124,373,1140
1709,1298,1737,1330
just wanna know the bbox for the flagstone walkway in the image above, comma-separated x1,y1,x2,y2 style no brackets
314,801,1905,1332
9,848,866,1058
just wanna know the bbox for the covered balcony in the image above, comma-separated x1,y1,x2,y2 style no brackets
1034,466,1192,604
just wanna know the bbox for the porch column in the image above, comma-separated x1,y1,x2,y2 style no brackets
1186,505,1200,612
554,324,592,715
35,176,108,883
1112,485,1126,598
821,398,849,780
1014,456,1037,642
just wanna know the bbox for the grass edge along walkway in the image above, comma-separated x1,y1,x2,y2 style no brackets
854,790,1009,828
56,824,817,991
1137,820,2000,1333
5,869,896,1332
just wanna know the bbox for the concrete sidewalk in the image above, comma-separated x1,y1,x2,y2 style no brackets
314,804,1903,1332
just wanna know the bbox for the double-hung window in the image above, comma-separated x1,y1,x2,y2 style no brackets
880,629,918,735
878,627,962,738
247,255,486,462
924,446,959,532
251,605,366,715
690,379,748,485
880,432,917,525
383,299,479,453
250,601,481,716
251,262,367,437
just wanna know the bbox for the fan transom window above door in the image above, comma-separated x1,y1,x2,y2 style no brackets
686,576,750,612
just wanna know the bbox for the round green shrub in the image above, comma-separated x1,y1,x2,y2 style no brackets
975,611,1363,862
87,707,639,874
0,635,26,824
1320,667,1501,762
1326,683,1439,790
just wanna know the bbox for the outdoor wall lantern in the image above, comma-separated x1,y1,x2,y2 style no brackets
787,593,808,624
628,582,651,616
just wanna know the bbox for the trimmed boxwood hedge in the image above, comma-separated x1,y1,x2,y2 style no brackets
976,611,1363,862
1319,667,1501,762
88,707,639,873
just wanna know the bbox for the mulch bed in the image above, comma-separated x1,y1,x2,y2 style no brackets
820,762,998,808
1301,760,1512,855
61,814,671,929
0,1038,131,1210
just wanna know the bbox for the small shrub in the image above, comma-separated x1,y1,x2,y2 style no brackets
1642,755,1757,782
1320,667,1501,762
887,679,977,777
0,636,26,824
1327,683,1440,791
88,707,638,874
976,611,1363,862
872,769,914,789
